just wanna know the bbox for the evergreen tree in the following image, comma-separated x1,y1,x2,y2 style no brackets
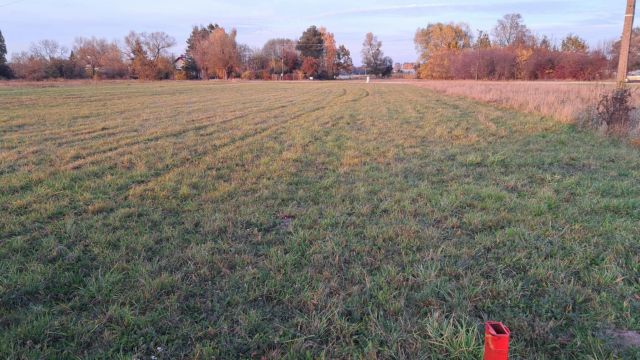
561,34,588,53
0,30,13,79
336,45,353,74
538,35,552,51
296,26,324,59
475,30,492,49
0,30,7,64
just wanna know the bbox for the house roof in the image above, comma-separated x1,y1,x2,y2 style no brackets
402,63,416,70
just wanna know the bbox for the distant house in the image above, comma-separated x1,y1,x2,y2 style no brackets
174,55,186,71
401,63,417,74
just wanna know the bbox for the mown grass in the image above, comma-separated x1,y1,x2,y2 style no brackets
0,81,639,359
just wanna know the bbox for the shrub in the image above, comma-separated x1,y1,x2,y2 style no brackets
423,48,608,81
175,70,188,80
241,70,255,80
418,50,454,79
256,70,271,80
596,88,635,134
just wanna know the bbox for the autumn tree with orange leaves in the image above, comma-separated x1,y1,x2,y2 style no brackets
192,27,239,79
301,56,319,78
320,27,337,78
124,31,176,80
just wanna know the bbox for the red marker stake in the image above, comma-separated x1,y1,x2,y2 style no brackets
484,322,510,360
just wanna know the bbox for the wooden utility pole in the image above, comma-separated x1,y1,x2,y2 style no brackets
617,0,636,85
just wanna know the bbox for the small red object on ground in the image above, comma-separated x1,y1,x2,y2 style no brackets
484,322,510,360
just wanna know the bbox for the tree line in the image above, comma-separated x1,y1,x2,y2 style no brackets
3,32,175,81
414,13,622,81
181,24,360,80
0,14,636,81
0,25,395,81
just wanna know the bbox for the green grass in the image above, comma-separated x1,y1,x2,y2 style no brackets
0,81,639,359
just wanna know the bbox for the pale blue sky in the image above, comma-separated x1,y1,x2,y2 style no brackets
0,0,633,64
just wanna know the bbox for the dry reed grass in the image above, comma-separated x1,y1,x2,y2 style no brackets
406,80,640,124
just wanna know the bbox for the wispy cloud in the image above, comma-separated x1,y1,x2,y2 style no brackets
313,0,563,19
315,3,466,18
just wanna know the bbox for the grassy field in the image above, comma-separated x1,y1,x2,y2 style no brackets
1,81,639,359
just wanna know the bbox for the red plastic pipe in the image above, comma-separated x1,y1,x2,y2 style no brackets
484,322,510,360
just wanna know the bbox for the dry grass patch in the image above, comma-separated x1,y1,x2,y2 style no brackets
409,80,640,123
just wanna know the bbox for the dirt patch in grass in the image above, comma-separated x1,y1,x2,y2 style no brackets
279,214,296,230
604,329,640,351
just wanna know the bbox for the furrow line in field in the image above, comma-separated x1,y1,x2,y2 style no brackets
0,87,336,197
0,87,348,237
123,87,353,196
0,90,308,173
60,88,331,170
0,87,291,143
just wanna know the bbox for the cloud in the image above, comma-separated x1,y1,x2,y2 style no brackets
315,3,467,18
312,0,565,19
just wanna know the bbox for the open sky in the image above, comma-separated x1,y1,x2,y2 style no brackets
0,0,634,64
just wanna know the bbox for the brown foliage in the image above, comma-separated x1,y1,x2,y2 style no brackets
418,50,454,79
301,57,319,78
10,52,49,80
124,31,176,80
192,28,239,79
241,70,255,80
73,37,127,79
414,22,471,63
320,27,337,78
10,40,84,80
425,48,608,81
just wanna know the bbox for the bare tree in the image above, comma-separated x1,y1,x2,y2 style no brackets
492,13,532,48
262,38,298,75
362,32,385,76
247,47,269,72
236,43,253,72
124,31,176,79
73,37,127,78
10,51,48,80
30,40,68,61
144,32,176,62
